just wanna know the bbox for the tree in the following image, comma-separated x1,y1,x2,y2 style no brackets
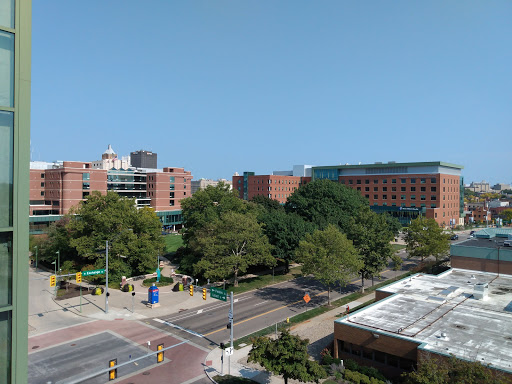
402,354,508,384
285,179,368,231
404,217,450,262
383,213,402,238
180,182,252,246
501,209,512,222
251,194,284,212
259,209,316,273
248,330,326,384
347,210,401,292
193,211,275,286
43,191,165,280
295,225,362,305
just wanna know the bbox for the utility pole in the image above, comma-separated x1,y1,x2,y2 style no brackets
229,291,234,375
35,245,38,271
56,250,60,272
105,240,109,314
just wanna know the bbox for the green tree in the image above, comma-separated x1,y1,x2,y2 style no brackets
295,224,362,305
44,191,165,280
251,194,284,212
404,217,450,262
181,182,251,246
501,208,512,222
402,354,508,384
248,330,326,384
348,210,401,292
284,179,368,231
193,211,275,286
259,209,316,273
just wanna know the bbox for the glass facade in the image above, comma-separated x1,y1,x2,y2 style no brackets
0,1,31,381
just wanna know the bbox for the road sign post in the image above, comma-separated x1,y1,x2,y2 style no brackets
210,287,227,301
229,291,234,375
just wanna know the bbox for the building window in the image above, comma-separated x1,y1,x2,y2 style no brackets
365,195,369,199
374,179,378,184
357,187,361,191
410,187,416,192
170,200,175,206
82,191,89,199
382,187,387,192
431,178,436,183
184,192,187,196
40,182,44,187
170,176,175,183
421,195,426,200
392,203,396,206
421,203,426,207
411,195,416,200
82,183,90,190
357,179,361,184
0,233,12,306
401,195,406,200
411,178,416,184
431,204,437,208
373,195,378,199
401,203,406,207
392,186,396,191
41,173,44,179
169,192,174,198
431,195,437,200
421,186,426,192
383,179,387,184
365,180,369,184
170,184,175,190
374,187,378,192
382,195,387,200
401,187,406,192
40,191,44,196
365,187,369,192
421,178,426,184
82,173,90,181
401,178,406,184
391,195,396,200
391,179,396,184
411,203,416,207
348,180,353,185
0,31,14,107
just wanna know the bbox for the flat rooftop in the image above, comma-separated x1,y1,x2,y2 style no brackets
336,269,512,373
455,237,510,249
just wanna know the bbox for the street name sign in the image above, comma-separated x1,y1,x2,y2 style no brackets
81,269,106,277
210,287,227,301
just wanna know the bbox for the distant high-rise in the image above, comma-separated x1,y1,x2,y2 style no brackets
130,150,157,169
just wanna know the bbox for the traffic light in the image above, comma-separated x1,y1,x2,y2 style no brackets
202,288,207,300
189,284,193,296
226,323,231,329
76,272,82,284
157,343,164,363
220,342,225,350
50,275,56,287
108,359,117,381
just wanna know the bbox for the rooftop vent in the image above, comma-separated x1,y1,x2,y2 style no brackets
474,282,489,300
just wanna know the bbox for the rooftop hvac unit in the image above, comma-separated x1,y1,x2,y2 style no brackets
473,282,489,300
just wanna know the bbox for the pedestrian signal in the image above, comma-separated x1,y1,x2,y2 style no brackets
76,272,82,284
108,359,117,381
50,275,56,287
202,288,207,300
157,343,164,363
189,284,193,296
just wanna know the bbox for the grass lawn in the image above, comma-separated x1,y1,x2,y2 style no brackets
163,234,184,254
213,375,259,383
391,243,406,252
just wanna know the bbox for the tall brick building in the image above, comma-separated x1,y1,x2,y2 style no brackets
29,161,191,233
312,161,464,226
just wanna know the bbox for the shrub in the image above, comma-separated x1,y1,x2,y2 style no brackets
122,283,135,292
142,275,174,287
92,287,104,295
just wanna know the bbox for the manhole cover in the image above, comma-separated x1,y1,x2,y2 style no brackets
37,313,44,317
32,346,39,350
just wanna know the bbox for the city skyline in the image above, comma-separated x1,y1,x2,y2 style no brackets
31,2,512,184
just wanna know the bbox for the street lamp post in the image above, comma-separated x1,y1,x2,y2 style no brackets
35,245,38,271
106,240,109,314
56,250,60,273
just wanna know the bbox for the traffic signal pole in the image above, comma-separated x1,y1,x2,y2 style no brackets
229,291,233,375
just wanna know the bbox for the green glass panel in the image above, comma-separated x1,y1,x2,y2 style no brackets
0,311,11,383
0,232,12,306
0,31,14,107
0,111,12,227
0,0,14,28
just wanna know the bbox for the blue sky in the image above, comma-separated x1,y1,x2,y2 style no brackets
31,1,511,185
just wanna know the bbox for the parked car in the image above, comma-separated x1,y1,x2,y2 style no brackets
451,234,459,240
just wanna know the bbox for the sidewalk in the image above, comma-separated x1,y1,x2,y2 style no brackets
204,292,376,384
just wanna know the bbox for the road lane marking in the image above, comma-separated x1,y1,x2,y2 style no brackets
197,309,203,314
154,319,207,339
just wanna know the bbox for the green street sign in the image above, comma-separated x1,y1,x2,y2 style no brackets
81,269,106,277
210,287,227,301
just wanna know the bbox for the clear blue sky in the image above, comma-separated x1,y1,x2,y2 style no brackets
31,1,512,185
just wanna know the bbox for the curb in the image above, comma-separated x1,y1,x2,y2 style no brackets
204,347,219,384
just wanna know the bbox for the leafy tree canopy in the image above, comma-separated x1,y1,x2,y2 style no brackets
295,224,362,305
41,191,164,280
193,211,275,286
402,354,509,384
404,217,450,262
284,179,369,232
248,330,327,384
250,194,284,213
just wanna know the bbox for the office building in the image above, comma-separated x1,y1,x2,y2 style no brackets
191,178,232,194
467,180,491,193
233,167,311,204
0,1,31,382
334,268,512,381
29,160,191,233
130,149,157,169
312,162,464,226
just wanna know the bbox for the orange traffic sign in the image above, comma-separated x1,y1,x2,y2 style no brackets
303,294,311,303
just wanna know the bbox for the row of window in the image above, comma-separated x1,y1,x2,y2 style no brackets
365,194,438,201
343,177,437,185
372,202,435,208
357,186,437,192
338,340,416,370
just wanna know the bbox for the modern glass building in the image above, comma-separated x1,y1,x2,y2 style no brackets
0,0,31,382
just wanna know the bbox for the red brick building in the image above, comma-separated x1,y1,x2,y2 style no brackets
233,172,311,204
313,162,464,227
